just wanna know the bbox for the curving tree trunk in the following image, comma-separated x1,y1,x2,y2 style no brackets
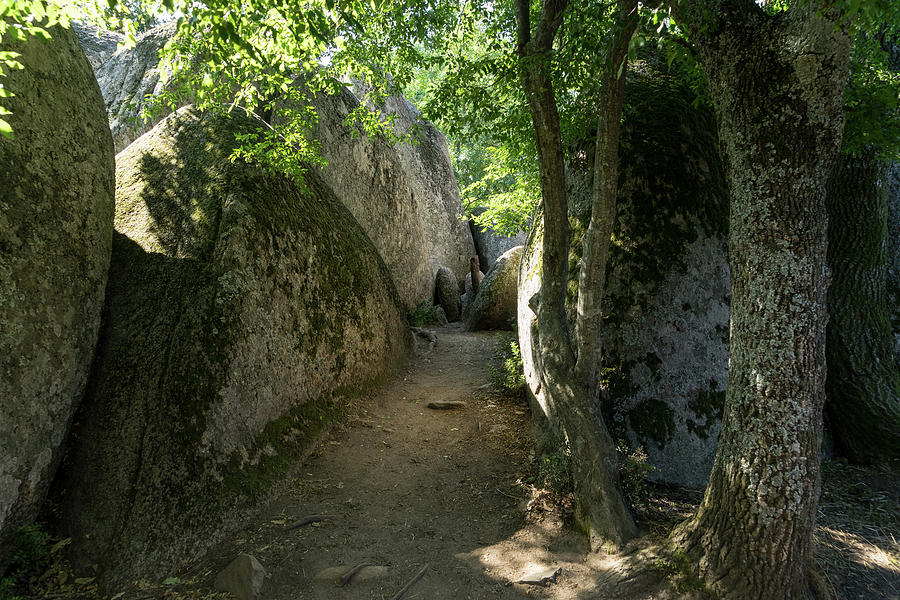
825,152,900,462
514,0,638,548
671,1,852,598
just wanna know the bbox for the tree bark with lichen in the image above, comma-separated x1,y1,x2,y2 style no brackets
669,1,852,597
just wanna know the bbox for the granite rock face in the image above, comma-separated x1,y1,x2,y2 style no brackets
519,64,730,488
93,20,176,153
70,21,125,70
469,207,528,273
0,26,115,570
465,246,522,332
374,91,476,282
52,107,408,584
309,87,436,309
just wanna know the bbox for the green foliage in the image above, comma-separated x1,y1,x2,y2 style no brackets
617,439,655,508
537,450,574,495
489,330,526,396
407,301,440,327
0,524,51,600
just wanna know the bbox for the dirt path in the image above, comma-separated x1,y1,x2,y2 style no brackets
185,325,677,600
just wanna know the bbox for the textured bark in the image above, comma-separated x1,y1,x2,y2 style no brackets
825,153,900,462
671,2,851,598
515,0,636,547
574,0,639,392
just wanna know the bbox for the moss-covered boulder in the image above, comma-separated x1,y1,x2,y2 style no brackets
0,26,115,570
51,107,408,585
434,266,461,322
371,91,476,282
465,246,522,331
519,63,730,488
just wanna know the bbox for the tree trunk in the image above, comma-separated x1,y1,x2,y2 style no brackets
575,0,638,392
825,152,900,462
671,2,851,598
514,0,636,548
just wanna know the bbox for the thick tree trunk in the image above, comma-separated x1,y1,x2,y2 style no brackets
825,152,900,462
671,2,851,598
514,0,636,547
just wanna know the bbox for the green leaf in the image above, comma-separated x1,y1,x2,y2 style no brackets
162,577,180,585
0,117,13,139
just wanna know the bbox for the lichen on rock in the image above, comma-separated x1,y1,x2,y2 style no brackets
51,106,408,585
0,25,114,571
465,246,523,331
518,62,730,488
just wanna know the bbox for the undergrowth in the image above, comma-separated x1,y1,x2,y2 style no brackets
0,524,51,600
489,329,526,396
407,301,441,327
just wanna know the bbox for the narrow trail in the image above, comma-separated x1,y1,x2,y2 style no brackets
186,325,677,600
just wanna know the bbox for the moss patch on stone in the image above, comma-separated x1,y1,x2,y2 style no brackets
628,398,676,450
686,383,726,440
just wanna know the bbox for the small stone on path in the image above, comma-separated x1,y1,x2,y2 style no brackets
214,554,266,600
516,566,562,586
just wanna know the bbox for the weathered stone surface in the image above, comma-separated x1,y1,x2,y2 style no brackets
519,64,730,487
434,266,461,322
71,21,125,71
375,92,476,282
469,207,528,272
465,246,522,332
0,26,115,570
52,107,408,584
305,87,438,309
214,554,266,600
94,20,176,153
86,47,473,306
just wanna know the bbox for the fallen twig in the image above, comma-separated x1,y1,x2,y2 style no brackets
391,564,429,600
288,514,330,530
340,562,374,587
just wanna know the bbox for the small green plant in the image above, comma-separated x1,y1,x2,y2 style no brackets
407,301,441,327
537,450,574,495
0,524,51,600
489,331,526,395
617,439,655,508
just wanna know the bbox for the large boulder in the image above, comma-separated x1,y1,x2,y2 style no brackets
0,27,115,569
469,207,528,273
465,246,522,331
519,63,730,488
309,87,436,309
434,266,461,322
372,91,476,281
93,20,176,153
70,21,125,70
51,107,408,585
